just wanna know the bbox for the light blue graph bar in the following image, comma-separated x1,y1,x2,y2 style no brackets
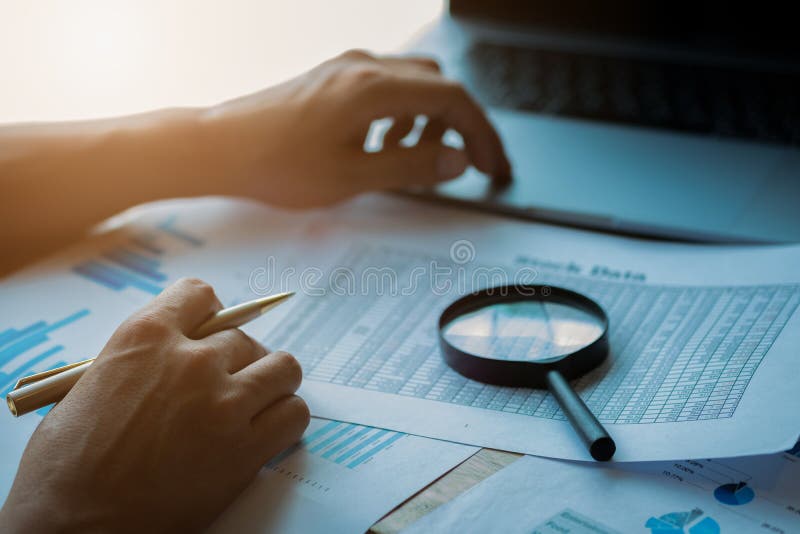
1,345,64,396
0,309,87,375
159,216,204,247
44,309,90,334
347,432,405,468
0,329,18,347
335,429,389,465
322,426,372,459
0,333,47,368
308,423,356,454
304,420,342,445
0,321,47,350
267,420,342,467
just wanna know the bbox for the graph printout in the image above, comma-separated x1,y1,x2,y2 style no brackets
0,197,328,507
209,418,477,534
403,448,800,534
257,196,800,462
270,245,797,425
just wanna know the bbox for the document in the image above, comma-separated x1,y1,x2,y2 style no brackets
252,195,800,461
403,446,800,534
209,417,477,534
1,192,799,499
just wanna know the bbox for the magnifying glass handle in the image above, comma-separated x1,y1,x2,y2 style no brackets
546,370,616,461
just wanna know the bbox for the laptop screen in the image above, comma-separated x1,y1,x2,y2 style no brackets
450,0,800,61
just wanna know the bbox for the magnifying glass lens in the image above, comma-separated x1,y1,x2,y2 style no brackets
442,300,605,362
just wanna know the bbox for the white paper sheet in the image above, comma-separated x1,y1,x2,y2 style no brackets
209,417,476,534
251,195,800,461
403,447,800,534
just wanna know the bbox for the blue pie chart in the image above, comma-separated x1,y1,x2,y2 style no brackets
714,482,755,505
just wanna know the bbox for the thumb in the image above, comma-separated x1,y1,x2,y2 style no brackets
357,143,469,190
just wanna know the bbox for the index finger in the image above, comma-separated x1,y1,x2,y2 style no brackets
357,75,511,179
145,278,223,335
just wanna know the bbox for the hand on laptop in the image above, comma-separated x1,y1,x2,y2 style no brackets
203,49,512,207
0,278,309,532
1,49,509,272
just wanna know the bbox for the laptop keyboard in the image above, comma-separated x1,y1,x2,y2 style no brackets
465,42,800,145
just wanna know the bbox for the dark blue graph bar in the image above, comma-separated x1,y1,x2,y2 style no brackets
103,248,167,281
74,260,163,295
73,262,125,290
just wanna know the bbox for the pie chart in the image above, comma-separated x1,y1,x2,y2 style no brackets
714,481,755,505
645,508,720,534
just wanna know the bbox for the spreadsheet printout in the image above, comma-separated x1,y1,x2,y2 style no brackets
255,196,800,461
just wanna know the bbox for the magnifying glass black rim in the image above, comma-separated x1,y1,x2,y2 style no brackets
438,284,610,389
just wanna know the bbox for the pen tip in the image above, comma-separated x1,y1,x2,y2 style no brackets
257,291,295,313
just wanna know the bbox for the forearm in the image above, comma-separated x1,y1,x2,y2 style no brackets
0,108,226,272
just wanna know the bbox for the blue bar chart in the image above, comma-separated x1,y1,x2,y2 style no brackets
0,309,89,403
270,420,406,470
72,215,203,296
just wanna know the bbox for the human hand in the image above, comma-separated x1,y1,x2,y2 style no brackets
201,49,512,207
0,278,309,533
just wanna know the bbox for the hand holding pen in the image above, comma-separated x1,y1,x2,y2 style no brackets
7,283,295,416
0,279,310,532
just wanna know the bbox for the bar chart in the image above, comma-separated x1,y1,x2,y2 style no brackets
0,309,89,415
72,215,203,296
270,420,407,470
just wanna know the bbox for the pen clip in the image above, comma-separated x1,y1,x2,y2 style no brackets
12,358,94,390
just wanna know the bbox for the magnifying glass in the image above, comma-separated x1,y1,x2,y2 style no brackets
438,284,616,461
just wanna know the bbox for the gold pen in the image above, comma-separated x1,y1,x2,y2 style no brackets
6,292,294,417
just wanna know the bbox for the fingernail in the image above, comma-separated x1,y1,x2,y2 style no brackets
437,150,468,179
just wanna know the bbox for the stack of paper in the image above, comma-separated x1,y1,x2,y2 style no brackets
1,194,798,532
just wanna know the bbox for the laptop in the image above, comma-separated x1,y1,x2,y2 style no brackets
403,1,800,243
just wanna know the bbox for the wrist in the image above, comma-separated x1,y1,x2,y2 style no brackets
196,94,291,199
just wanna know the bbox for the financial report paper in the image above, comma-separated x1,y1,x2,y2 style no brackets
254,195,800,461
1,193,799,490
209,417,477,534
403,446,800,534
